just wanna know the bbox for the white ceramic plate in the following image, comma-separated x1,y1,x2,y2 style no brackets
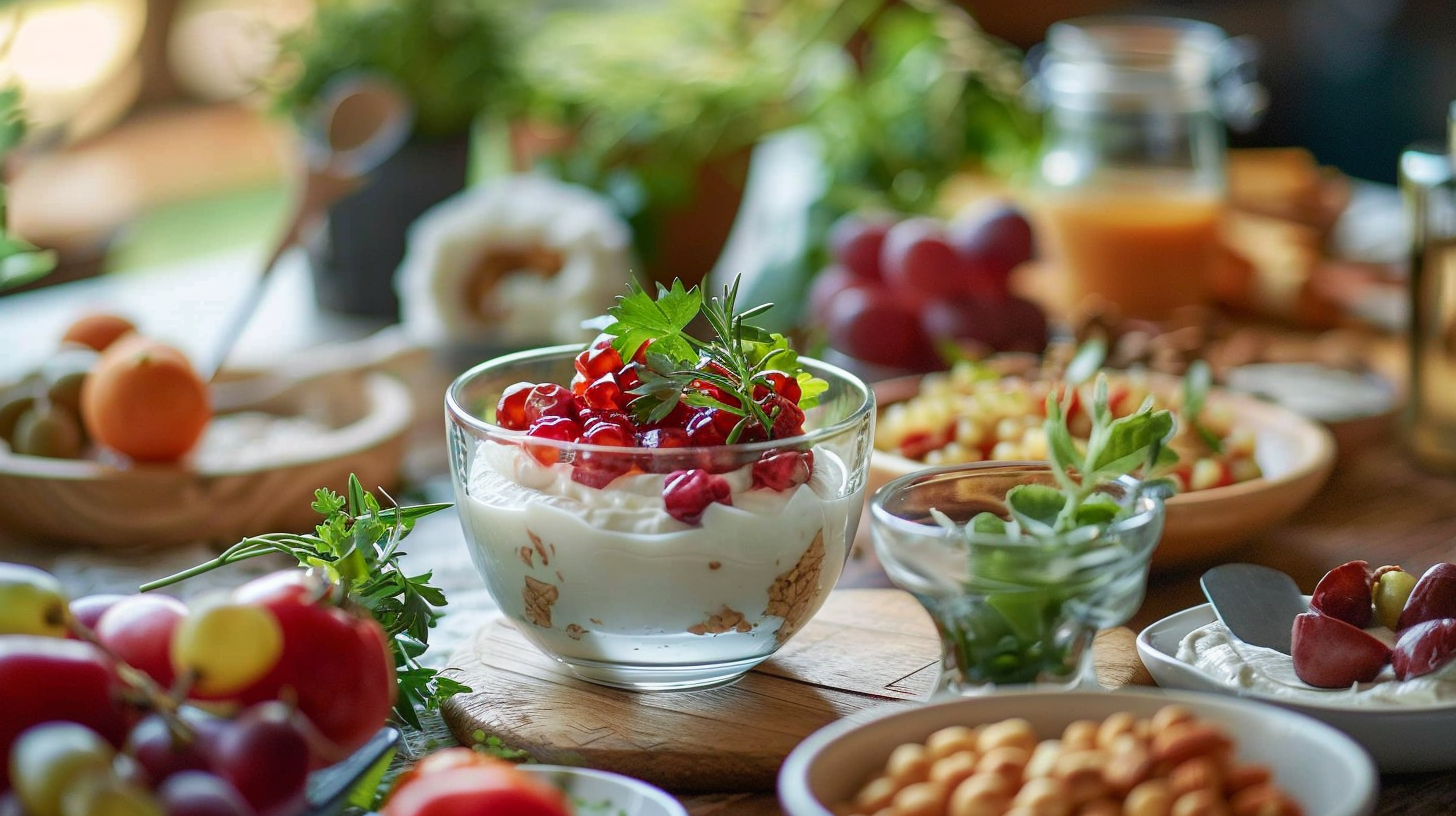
779,688,1376,816
1139,601,1456,772
516,766,687,816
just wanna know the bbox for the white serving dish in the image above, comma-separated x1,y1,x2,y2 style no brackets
1139,600,1456,772
516,766,687,816
779,688,1376,816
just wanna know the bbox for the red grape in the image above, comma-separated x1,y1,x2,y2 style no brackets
949,203,1035,294
68,595,127,632
881,218,963,297
828,213,892,279
125,710,220,785
806,265,872,324
156,771,255,816
996,296,1049,353
0,637,129,792
823,285,939,371
205,703,308,816
95,594,187,689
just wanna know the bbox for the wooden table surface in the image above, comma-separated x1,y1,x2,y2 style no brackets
5,263,1456,814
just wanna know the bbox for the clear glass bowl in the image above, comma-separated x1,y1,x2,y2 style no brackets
445,345,875,691
870,462,1164,695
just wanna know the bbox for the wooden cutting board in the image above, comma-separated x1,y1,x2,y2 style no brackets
440,589,1153,794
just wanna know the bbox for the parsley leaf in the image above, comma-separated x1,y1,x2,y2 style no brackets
603,280,700,363
140,475,463,727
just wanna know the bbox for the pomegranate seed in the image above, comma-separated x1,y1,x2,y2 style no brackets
763,394,807,439
632,338,655,366
571,460,630,489
582,421,633,447
686,410,728,446
638,427,690,448
663,469,732,525
525,383,577,423
616,364,642,392
575,344,624,379
582,374,625,411
752,450,815,491
496,382,535,430
525,415,581,466
590,333,615,352
570,372,589,395
762,370,802,403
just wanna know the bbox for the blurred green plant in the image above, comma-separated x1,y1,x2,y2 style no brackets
0,86,56,291
269,0,520,139
800,0,1041,215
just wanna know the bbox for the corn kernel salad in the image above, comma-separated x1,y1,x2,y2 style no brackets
876,362,1261,493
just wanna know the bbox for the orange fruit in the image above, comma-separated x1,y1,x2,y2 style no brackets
61,313,137,352
80,335,211,462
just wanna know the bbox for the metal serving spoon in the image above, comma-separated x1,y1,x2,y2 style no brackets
1201,562,1309,655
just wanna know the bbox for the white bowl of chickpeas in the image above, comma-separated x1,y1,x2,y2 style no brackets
870,368,1335,569
778,688,1375,816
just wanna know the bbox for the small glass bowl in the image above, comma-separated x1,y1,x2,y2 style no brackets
445,345,875,691
870,462,1164,695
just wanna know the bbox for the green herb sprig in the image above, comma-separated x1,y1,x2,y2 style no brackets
943,373,1178,542
602,277,828,443
141,475,463,728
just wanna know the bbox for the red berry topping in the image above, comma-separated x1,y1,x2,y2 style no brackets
525,415,581,466
638,427,690,448
570,372,589,395
752,450,815,491
572,460,631,489
631,338,655,366
648,402,694,430
582,419,633,447
763,393,806,439
581,374,626,412
616,364,642,393
496,382,534,430
575,344,625,380
663,469,732,525
525,383,577,423
758,371,802,404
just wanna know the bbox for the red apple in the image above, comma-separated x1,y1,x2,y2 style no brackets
881,218,963,297
228,572,396,763
1290,612,1391,688
1393,618,1456,680
1310,560,1373,628
1397,563,1456,631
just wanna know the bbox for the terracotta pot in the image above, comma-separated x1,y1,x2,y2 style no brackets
510,122,751,289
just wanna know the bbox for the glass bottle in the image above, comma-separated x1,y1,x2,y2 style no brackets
1400,104,1456,472
1030,16,1264,320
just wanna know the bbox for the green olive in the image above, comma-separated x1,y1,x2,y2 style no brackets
0,393,36,444
1373,568,1419,631
46,370,88,418
12,403,84,459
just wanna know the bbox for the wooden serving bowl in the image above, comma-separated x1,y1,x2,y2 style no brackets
0,371,412,548
869,374,1337,569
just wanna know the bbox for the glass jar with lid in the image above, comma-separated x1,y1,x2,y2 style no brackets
1030,16,1264,320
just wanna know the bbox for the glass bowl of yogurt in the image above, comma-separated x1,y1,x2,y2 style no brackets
870,462,1164,695
445,344,875,691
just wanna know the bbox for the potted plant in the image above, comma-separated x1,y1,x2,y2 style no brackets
507,1,809,289
268,0,519,318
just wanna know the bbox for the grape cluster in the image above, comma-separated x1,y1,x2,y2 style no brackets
0,564,396,816
809,204,1049,372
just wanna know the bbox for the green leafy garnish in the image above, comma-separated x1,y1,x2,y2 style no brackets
0,86,56,291
951,372,1178,542
602,277,829,442
141,475,462,728
1182,359,1223,454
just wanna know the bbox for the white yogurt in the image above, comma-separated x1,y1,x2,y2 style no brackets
457,440,861,669
1177,621,1456,705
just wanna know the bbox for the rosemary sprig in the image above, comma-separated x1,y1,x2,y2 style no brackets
140,475,462,729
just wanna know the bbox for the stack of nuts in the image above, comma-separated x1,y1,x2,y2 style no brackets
835,707,1303,816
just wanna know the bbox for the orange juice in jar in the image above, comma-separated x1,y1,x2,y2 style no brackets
1038,184,1223,320
1030,17,1262,319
